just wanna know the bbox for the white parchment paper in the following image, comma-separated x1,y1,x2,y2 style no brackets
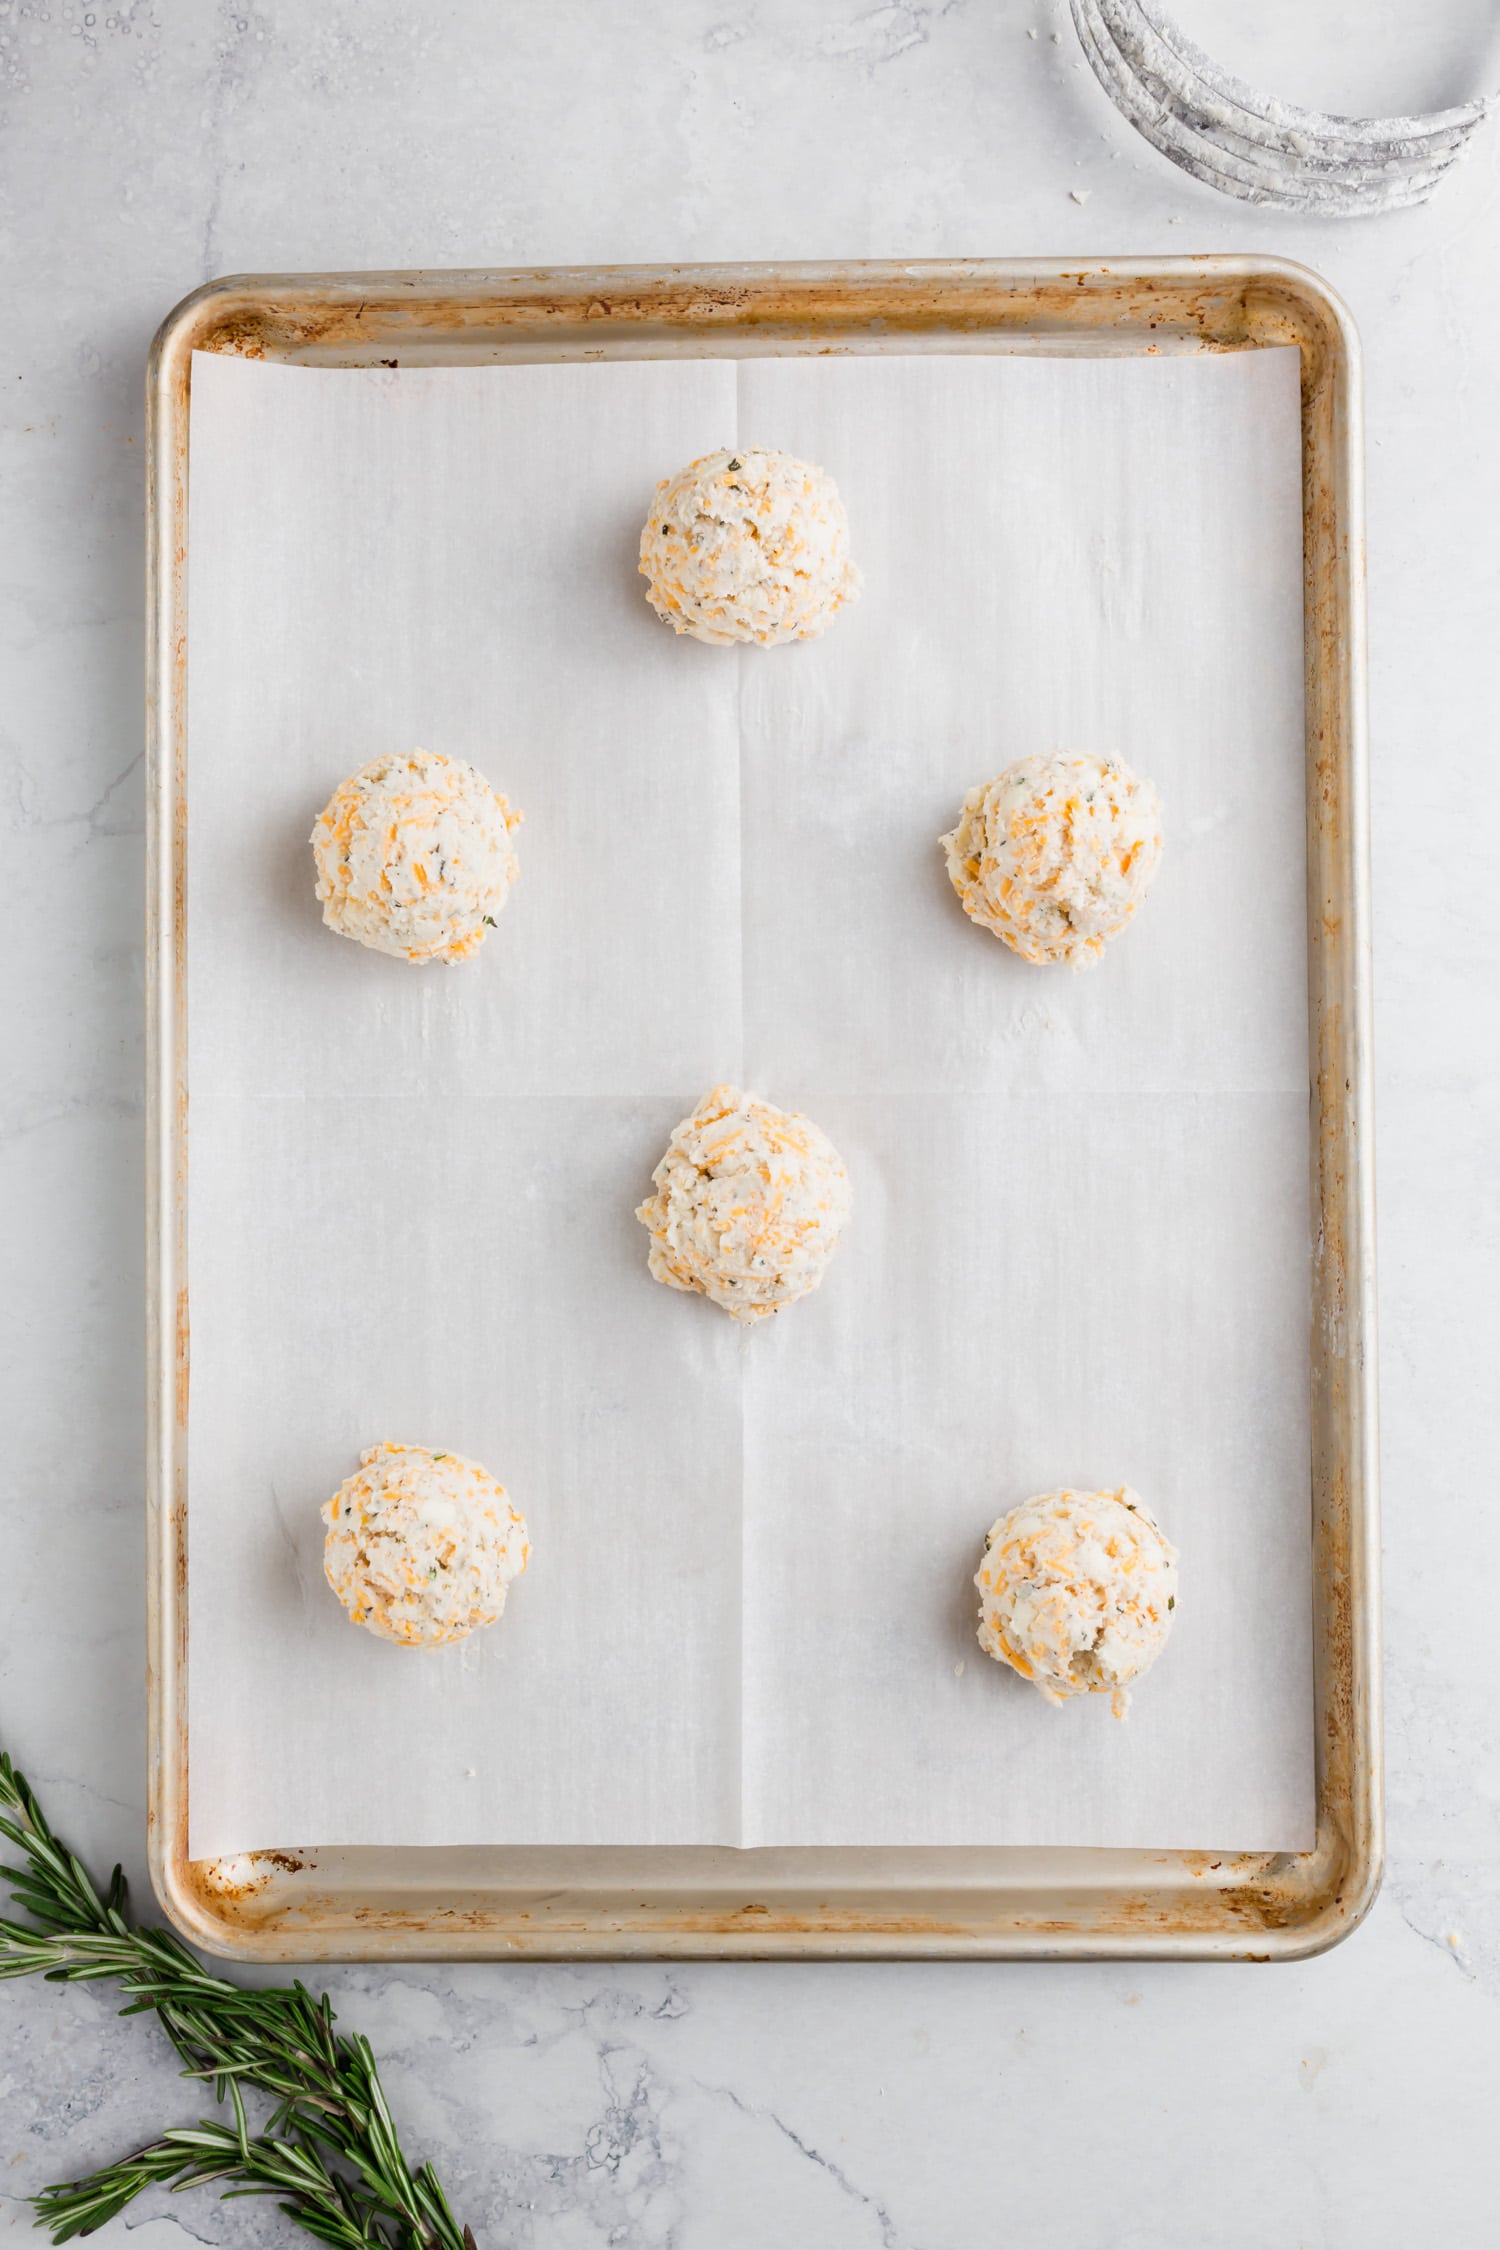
186,345,1314,1856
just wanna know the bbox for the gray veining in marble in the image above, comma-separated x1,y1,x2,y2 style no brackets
3,2,1499,2244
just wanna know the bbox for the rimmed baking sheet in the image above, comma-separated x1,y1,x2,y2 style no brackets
146,261,1378,1958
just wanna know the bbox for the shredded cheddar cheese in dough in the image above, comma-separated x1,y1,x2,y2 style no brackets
311,749,521,963
974,1488,1178,1718
322,1442,530,1648
638,447,861,646
940,752,1162,969
636,1084,852,1323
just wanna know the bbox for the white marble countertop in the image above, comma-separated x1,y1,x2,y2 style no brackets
3,2,1499,2244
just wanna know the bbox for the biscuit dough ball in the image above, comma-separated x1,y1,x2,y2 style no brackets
638,447,861,646
311,749,521,964
940,752,1162,969
636,1084,852,1323
322,1442,530,1648
974,1487,1178,1718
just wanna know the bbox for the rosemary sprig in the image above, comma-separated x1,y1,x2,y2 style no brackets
34,2095,394,2250
0,1753,472,2250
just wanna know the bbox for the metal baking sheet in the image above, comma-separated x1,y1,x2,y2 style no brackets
145,258,1380,1960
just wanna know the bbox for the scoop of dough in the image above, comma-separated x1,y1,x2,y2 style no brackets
638,447,861,646
322,1442,530,1647
636,1084,852,1322
311,749,521,963
974,1487,1178,1718
940,752,1162,969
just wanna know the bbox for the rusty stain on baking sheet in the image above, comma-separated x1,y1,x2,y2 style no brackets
145,261,1378,1964
174,1285,189,1426
194,1850,310,1903
168,265,1298,371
